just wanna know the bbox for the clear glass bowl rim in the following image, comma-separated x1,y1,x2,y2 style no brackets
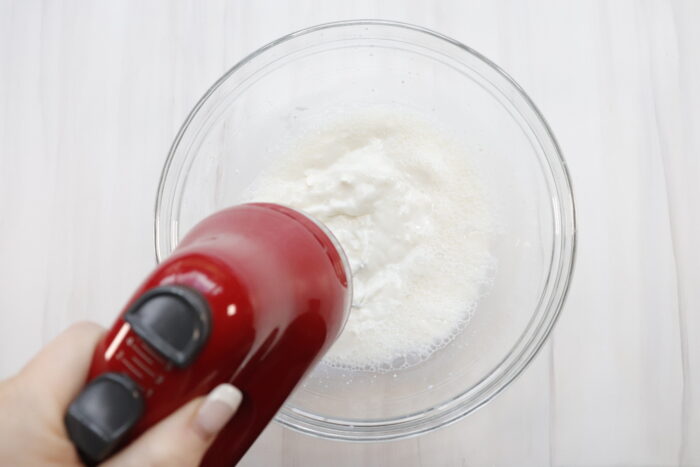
154,19,577,442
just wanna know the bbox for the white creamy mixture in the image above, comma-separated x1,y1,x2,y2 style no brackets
248,110,494,372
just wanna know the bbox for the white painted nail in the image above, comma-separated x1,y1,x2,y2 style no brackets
195,384,242,437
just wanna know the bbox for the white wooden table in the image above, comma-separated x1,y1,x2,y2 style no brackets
1,1,699,465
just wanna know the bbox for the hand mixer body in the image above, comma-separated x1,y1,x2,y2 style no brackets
66,203,351,466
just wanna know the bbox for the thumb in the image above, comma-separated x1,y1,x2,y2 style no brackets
102,384,242,467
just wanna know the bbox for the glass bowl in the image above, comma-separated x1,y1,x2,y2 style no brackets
155,20,576,441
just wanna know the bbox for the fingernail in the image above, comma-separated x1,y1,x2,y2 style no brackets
195,384,242,437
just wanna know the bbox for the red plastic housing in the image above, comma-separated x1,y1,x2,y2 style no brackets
86,203,351,465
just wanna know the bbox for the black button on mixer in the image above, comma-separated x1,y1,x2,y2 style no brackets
64,372,144,465
124,285,211,368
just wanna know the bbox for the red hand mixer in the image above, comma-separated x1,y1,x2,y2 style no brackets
64,203,352,465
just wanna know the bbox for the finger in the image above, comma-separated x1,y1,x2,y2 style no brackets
18,321,105,409
103,384,242,467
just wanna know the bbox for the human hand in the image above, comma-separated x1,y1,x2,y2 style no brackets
0,322,242,466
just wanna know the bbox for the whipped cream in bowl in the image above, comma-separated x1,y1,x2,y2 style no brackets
156,21,575,441
247,110,496,374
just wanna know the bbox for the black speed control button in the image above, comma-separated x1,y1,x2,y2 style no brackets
65,372,144,465
124,285,211,368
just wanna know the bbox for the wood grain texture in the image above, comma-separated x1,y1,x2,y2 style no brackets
0,1,698,465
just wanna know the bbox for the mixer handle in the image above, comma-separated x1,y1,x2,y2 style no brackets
64,286,212,465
